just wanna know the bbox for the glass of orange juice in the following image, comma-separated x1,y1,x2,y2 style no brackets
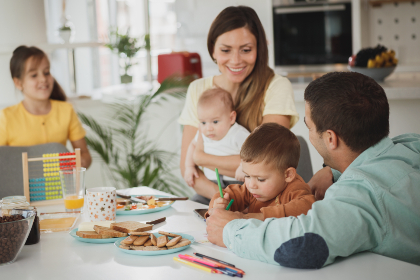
59,167,86,213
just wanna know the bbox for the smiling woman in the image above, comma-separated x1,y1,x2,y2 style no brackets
178,6,299,204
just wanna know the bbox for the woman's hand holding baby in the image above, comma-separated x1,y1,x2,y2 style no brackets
184,166,199,187
213,193,231,209
193,132,206,166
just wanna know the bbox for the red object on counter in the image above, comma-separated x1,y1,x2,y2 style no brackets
157,52,202,83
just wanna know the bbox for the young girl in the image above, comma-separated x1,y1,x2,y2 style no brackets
0,46,92,168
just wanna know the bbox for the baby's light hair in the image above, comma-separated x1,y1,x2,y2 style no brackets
197,87,234,112
240,123,300,172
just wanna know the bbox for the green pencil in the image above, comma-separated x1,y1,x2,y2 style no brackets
215,168,223,198
226,199,234,211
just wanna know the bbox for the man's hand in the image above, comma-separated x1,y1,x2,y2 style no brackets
206,208,244,248
308,166,333,200
235,164,245,182
183,166,199,187
212,193,230,210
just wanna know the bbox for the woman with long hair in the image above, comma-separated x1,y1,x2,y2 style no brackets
179,6,298,203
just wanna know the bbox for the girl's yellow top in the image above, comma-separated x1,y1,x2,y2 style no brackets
0,100,85,146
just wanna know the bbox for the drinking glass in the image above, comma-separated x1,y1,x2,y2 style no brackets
59,167,86,213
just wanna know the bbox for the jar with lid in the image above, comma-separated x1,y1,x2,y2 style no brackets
1,196,40,245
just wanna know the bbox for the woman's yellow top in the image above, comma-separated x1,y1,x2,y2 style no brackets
0,100,86,146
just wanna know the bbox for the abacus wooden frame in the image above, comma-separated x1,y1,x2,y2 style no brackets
22,149,81,206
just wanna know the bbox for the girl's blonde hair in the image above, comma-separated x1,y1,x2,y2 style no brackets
207,6,275,131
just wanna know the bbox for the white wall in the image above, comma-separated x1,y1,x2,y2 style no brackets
0,0,48,106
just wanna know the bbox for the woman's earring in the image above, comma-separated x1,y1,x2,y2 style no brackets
213,59,217,64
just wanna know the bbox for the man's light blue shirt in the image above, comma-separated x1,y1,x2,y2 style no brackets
223,134,420,268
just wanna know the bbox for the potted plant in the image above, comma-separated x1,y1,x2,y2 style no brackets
58,25,72,44
78,76,194,195
58,0,74,44
106,28,148,84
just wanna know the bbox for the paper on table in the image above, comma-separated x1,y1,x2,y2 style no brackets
183,231,235,255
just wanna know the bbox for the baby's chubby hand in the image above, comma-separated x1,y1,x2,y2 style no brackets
213,193,230,210
184,166,199,187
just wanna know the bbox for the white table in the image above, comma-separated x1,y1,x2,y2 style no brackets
2,187,419,279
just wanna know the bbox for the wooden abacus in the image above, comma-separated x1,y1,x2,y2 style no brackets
22,149,81,206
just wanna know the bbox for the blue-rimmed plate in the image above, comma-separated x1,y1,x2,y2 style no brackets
114,232,194,256
116,195,174,215
69,228,126,243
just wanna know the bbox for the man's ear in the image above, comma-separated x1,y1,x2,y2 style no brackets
284,167,296,183
13,77,23,91
323,129,338,150
230,111,237,125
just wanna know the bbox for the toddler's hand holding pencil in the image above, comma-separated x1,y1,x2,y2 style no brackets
213,193,231,210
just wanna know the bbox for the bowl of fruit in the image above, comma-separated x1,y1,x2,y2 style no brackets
348,45,398,82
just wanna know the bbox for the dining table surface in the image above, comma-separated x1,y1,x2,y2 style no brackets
1,187,419,280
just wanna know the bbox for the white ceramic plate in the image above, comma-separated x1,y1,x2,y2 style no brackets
114,232,194,256
116,195,174,215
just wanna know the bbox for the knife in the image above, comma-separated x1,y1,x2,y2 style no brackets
117,193,146,203
145,217,166,225
155,197,188,201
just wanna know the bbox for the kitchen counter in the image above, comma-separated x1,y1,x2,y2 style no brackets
290,72,420,102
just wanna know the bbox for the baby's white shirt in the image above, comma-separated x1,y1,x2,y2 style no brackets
194,122,250,181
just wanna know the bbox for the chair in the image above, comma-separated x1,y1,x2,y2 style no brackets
296,136,313,183
0,143,68,199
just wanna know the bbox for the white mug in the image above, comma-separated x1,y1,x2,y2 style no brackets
86,187,117,222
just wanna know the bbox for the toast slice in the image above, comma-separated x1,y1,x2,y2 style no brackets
111,221,153,233
94,225,128,237
76,231,108,239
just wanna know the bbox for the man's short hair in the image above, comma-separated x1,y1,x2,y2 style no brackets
198,88,234,111
240,123,300,172
304,72,389,153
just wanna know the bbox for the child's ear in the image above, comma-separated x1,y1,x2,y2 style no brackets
13,77,23,91
230,111,237,124
284,167,296,183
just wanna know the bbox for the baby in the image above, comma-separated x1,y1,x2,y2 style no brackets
207,123,315,220
184,88,250,193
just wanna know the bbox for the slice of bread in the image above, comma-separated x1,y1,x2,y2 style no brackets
130,232,151,236
76,231,106,239
111,221,153,233
94,225,128,237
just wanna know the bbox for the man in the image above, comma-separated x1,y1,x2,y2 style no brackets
206,72,420,268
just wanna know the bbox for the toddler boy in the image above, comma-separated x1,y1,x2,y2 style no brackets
184,88,250,202
207,123,315,220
